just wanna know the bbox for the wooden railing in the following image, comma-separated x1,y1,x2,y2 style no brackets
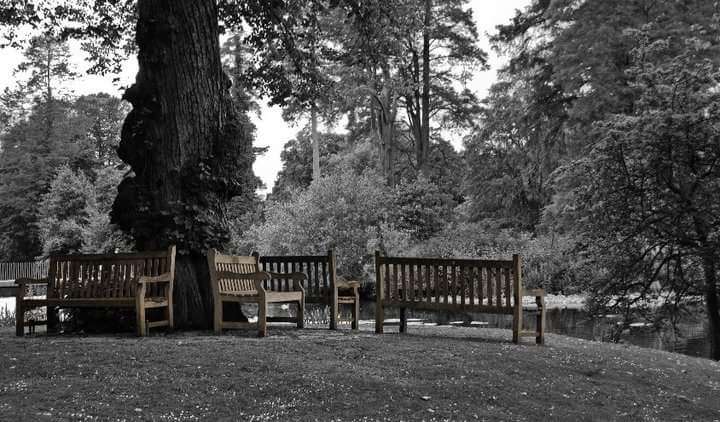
374,252,544,344
0,260,49,281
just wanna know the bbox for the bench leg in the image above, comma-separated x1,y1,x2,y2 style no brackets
166,305,174,332
351,297,359,331
297,299,305,329
536,295,545,345
329,289,338,330
15,299,24,337
375,299,384,334
512,309,520,344
258,299,267,337
399,307,407,333
136,302,146,337
214,299,223,334
47,306,60,333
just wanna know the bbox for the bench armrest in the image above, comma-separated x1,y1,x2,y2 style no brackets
523,288,545,297
266,271,307,293
138,273,173,285
137,272,174,302
337,280,360,290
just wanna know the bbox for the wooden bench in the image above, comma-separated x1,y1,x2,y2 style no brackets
374,252,545,344
207,250,305,337
15,246,176,337
257,250,360,330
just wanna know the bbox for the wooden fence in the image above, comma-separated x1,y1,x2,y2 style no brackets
0,260,49,281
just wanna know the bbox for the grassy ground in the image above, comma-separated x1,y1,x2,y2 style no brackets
1,324,719,422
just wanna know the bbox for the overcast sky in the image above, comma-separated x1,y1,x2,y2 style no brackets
0,1,530,195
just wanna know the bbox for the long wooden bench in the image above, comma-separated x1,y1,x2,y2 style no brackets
207,250,305,337
257,250,360,330
374,252,545,344
15,246,176,337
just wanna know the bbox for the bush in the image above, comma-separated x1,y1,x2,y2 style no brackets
245,168,388,278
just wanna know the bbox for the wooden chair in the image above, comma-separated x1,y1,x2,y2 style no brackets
207,250,305,337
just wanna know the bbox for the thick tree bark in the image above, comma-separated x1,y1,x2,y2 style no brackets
702,249,720,360
112,0,254,328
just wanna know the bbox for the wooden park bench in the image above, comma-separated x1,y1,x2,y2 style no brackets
15,246,176,337
374,252,545,344
207,250,305,337
257,250,360,330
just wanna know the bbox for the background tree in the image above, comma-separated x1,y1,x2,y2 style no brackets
250,168,388,278
37,166,96,255
552,30,720,359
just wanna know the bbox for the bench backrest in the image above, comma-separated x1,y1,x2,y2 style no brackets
375,252,522,313
207,250,260,296
0,260,49,281
47,247,176,299
257,251,336,300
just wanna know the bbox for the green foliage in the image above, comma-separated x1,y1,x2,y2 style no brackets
271,128,352,200
468,0,719,233
37,166,96,255
399,222,585,292
246,168,388,277
36,165,131,255
0,100,84,259
546,19,720,346
15,35,77,102
388,177,455,241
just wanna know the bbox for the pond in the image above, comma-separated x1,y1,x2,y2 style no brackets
353,301,711,359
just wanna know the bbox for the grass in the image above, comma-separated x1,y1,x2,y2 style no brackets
1,324,719,421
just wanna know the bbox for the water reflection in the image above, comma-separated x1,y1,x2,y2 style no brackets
356,302,711,358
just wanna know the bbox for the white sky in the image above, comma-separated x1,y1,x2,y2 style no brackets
0,1,530,195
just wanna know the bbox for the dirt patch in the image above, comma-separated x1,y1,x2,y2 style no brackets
1,325,719,421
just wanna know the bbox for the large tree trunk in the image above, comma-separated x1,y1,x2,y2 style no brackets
702,249,720,360
112,0,254,328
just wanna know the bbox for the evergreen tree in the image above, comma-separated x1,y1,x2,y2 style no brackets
554,28,720,359
37,166,96,255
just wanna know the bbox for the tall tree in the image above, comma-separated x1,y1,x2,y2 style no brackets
238,2,332,182
108,1,256,327
555,27,720,359
326,0,485,181
0,100,85,259
37,165,96,255
1,0,345,327
15,35,77,103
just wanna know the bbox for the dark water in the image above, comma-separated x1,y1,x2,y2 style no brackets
353,302,711,358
